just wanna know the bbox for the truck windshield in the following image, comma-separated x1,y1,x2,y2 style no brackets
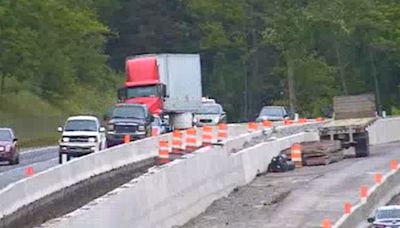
111,106,145,119
0,130,12,141
259,107,285,117
196,105,222,114
126,85,157,99
64,120,98,132
376,209,400,219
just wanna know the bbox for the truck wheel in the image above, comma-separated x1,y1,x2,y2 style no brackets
354,132,370,157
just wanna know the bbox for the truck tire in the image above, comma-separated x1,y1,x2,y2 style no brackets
354,132,370,157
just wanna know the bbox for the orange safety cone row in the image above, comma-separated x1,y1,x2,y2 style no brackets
185,128,198,152
202,126,214,146
158,140,170,165
172,130,184,153
262,120,272,129
25,166,33,177
247,122,258,132
217,124,228,142
291,143,302,168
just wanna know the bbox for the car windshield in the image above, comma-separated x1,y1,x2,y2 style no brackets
64,120,98,132
259,107,285,117
0,130,12,141
196,105,222,115
126,85,157,98
376,209,400,219
111,106,145,119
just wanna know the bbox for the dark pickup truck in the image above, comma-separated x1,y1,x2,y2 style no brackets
105,103,154,147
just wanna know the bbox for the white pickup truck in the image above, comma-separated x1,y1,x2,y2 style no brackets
58,115,106,164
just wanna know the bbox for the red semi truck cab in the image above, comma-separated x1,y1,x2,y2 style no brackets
118,54,203,130
119,56,165,116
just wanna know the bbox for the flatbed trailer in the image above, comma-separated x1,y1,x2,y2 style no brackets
319,94,377,157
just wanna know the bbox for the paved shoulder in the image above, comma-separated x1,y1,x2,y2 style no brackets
182,142,400,228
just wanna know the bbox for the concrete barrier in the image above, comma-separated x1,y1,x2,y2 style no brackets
0,123,255,223
43,131,319,228
368,117,400,145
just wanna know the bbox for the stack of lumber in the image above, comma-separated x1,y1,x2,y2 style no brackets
281,140,343,166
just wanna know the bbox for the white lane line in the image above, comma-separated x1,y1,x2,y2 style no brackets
20,146,58,154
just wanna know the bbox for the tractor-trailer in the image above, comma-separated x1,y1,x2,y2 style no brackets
117,53,203,130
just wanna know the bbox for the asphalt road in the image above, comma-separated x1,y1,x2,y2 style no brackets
182,142,400,228
0,146,58,189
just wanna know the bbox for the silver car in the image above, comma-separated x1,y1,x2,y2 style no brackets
368,205,400,227
194,104,226,126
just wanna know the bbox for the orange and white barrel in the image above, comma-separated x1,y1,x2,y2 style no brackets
247,122,258,133
217,124,228,141
172,130,184,153
284,119,292,126
262,120,272,129
158,140,170,165
185,128,198,152
291,143,302,168
202,126,214,145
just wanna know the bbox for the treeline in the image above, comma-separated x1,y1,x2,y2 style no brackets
1,0,400,121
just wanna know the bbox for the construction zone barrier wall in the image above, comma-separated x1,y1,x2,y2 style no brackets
0,123,255,222
368,117,400,145
45,131,319,228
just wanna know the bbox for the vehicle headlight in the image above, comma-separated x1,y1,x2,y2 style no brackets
0,146,4,152
62,137,70,142
138,126,145,131
5,145,11,152
88,137,97,143
108,124,114,131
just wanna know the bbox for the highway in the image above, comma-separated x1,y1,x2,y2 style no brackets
0,146,58,189
182,142,400,228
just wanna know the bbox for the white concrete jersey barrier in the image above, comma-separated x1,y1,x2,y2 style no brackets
44,131,319,228
368,117,400,145
0,123,254,221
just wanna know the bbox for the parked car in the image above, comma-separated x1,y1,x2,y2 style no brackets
194,103,226,126
368,205,400,227
105,103,153,147
152,115,167,135
256,106,293,122
0,128,19,165
58,115,106,164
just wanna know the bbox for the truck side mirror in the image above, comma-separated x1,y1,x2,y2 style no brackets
158,84,167,98
99,127,106,133
13,138,18,142
57,127,63,132
149,115,155,122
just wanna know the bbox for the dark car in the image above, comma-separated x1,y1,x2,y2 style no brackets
0,128,19,165
256,106,293,122
105,104,153,147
